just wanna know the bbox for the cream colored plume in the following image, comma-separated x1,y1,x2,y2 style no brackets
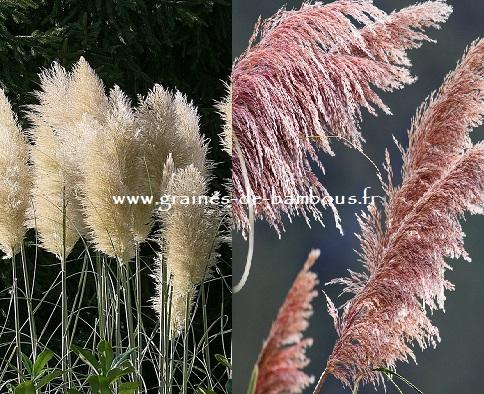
0,90,31,257
132,85,209,241
153,166,222,336
136,84,208,182
80,86,141,262
28,58,108,258
216,83,232,156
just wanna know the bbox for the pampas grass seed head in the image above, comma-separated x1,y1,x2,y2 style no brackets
0,89,31,257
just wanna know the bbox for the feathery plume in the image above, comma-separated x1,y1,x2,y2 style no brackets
0,89,31,257
253,250,320,394
216,83,232,156
153,165,222,336
80,86,141,262
28,58,108,258
132,85,209,241
321,39,484,389
231,0,452,234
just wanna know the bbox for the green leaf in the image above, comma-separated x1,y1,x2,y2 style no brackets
97,340,114,375
32,349,54,378
35,370,64,389
87,375,111,394
14,381,35,394
106,366,134,384
112,347,137,369
20,353,33,376
118,382,141,394
215,354,231,369
197,388,216,394
71,345,101,374
246,365,258,394
67,389,83,394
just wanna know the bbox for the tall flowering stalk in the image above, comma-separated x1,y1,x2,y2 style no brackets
28,59,109,385
316,39,484,391
250,250,320,394
153,165,223,337
231,0,451,234
0,88,32,381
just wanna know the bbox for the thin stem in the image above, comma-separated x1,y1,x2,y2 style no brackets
116,260,122,357
61,187,71,388
313,368,330,394
96,252,106,340
11,252,21,384
159,259,167,394
68,254,89,347
181,295,190,394
233,133,255,293
102,256,111,343
135,242,143,376
200,283,212,388
122,261,136,376
20,242,37,359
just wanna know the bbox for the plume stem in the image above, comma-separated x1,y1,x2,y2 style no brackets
233,133,255,293
313,368,330,394
115,260,122,357
135,242,143,377
11,251,21,384
20,242,37,359
61,187,71,388
96,252,106,340
181,295,190,394
122,260,136,378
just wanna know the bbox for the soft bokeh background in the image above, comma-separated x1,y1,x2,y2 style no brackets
232,1,483,393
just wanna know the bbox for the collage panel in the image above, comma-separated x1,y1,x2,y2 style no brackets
0,1,231,393
233,0,483,393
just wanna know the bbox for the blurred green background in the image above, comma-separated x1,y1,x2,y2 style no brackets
233,1,483,393
0,0,231,389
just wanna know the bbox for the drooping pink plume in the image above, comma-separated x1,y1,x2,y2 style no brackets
232,0,452,234
253,250,320,394
323,39,484,388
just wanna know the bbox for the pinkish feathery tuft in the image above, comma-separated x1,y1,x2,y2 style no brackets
254,250,320,394
323,39,484,388
231,0,452,234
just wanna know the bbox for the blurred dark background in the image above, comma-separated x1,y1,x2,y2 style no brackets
233,1,483,393
0,0,231,390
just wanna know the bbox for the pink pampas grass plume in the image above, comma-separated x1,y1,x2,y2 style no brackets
231,0,452,234
316,39,484,391
252,249,320,394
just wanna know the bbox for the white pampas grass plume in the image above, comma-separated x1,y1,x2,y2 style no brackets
137,85,208,184
80,86,141,262
153,165,223,336
132,85,209,241
28,58,108,258
0,89,31,257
